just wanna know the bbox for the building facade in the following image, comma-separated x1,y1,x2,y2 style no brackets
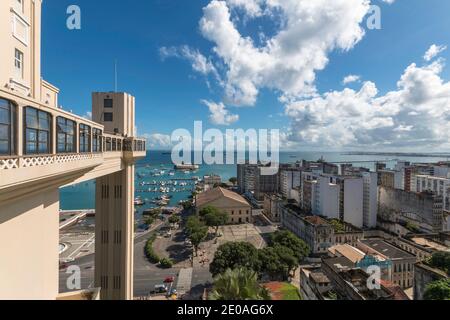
196,187,252,224
0,0,146,300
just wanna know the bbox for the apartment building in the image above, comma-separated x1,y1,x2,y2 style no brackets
357,239,416,289
279,167,302,199
378,186,444,233
263,193,282,222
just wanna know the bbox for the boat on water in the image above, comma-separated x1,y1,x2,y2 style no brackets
134,197,145,206
174,163,199,170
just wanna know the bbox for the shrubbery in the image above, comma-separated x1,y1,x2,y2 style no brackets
160,257,174,269
144,234,160,263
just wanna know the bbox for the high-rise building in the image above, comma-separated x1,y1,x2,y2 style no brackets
362,172,378,228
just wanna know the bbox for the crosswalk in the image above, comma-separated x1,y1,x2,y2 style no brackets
176,268,193,296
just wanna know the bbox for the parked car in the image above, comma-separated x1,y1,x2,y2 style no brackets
154,284,167,293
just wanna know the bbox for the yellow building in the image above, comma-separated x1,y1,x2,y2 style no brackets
196,187,252,224
0,0,146,300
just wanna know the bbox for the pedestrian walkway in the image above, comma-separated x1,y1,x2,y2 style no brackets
176,268,193,296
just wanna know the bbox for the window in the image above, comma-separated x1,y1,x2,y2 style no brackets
112,138,117,151
0,99,16,155
105,137,111,151
104,112,113,122
117,139,122,151
93,128,102,152
79,124,91,153
14,49,23,79
24,107,51,154
57,117,76,153
104,99,113,108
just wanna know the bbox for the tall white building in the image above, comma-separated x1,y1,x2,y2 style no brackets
341,178,364,228
279,169,301,199
362,172,378,228
312,175,340,219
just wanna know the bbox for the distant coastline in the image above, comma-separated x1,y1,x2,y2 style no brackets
341,151,450,158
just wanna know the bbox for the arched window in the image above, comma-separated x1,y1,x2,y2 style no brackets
57,117,76,153
0,99,16,155
24,107,51,154
79,124,91,153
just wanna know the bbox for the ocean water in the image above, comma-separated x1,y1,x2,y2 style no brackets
59,150,450,218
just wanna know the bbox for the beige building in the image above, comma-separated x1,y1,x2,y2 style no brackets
0,0,146,300
196,187,252,224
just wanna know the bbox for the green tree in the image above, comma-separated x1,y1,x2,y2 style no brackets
181,200,193,211
424,278,450,300
199,205,220,218
229,177,237,186
257,247,285,279
185,216,208,256
269,230,310,262
210,242,259,277
204,211,229,236
144,216,155,226
428,251,450,275
168,215,181,225
209,268,271,301
273,244,299,278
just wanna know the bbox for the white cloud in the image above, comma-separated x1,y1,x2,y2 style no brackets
199,0,371,106
82,111,92,120
142,133,173,150
284,56,450,150
201,100,239,125
424,44,447,62
160,45,218,77
342,74,361,85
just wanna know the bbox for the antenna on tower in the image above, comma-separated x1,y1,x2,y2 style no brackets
114,59,118,92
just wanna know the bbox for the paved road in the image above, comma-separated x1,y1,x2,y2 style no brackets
59,217,212,299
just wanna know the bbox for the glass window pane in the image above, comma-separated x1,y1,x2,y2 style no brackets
26,129,37,142
39,131,48,143
38,142,48,153
26,142,36,153
25,108,38,128
0,124,8,140
38,113,50,130
0,140,8,154
0,107,9,124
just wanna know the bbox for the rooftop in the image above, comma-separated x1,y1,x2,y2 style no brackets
410,237,449,252
196,187,250,207
328,244,366,264
360,239,415,260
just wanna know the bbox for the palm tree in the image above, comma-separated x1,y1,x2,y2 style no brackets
209,268,271,300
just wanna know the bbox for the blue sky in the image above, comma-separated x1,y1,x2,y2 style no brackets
41,0,450,151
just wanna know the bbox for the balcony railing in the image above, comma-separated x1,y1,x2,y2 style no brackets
0,137,147,171
0,153,104,170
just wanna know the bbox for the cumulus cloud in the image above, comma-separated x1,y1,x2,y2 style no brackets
199,0,371,106
342,75,361,85
424,44,447,62
160,45,219,77
142,133,173,150
202,100,239,125
284,56,450,150
82,111,92,120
